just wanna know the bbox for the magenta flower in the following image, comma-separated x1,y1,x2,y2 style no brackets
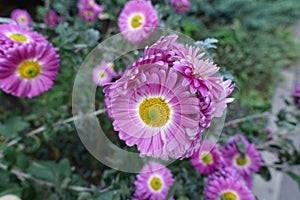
221,135,263,177
132,161,174,200
104,34,235,159
190,141,224,175
104,63,201,159
44,10,61,27
0,42,60,98
92,61,117,86
204,167,255,200
118,0,160,45
10,9,32,27
77,0,103,21
0,24,47,46
170,0,191,14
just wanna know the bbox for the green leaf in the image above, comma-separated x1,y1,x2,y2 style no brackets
84,29,100,47
27,161,56,182
58,158,72,178
237,138,246,155
258,166,271,181
286,171,300,190
0,117,29,140
96,190,117,200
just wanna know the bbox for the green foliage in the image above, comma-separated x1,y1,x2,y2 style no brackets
1,0,300,199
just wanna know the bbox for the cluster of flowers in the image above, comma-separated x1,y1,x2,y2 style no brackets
0,24,60,98
132,135,262,200
103,34,235,160
77,0,103,22
191,136,262,199
10,8,61,28
292,83,300,108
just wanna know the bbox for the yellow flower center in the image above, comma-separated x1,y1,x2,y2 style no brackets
222,191,237,200
235,155,249,166
109,63,114,69
139,97,170,127
99,71,106,78
201,152,213,164
9,33,28,43
130,14,143,29
150,176,163,191
17,60,41,79
18,16,26,22
85,10,93,17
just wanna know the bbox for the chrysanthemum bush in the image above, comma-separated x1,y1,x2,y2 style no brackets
0,0,300,199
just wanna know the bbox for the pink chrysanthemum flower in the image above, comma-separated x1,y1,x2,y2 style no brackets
77,0,103,22
104,34,235,159
0,42,60,98
173,46,223,96
132,161,174,200
170,0,191,14
0,24,47,46
10,9,32,27
190,141,224,175
92,61,117,86
205,167,255,200
172,45,235,118
118,0,160,45
221,135,263,177
104,63,200,159
44,10,62,27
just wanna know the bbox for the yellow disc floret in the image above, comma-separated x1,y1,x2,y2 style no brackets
139,97,170,127
235,155,249,166
149,176,163,191
130,14,143,29
17,60,41,79
201,152,213,164
222,191,237,200
9,33,28,43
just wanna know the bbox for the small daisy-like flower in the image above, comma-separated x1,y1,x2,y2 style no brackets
10,9,32,27
221,135,263,177
205,167,255,200
118,0,160,45
132,161,174,200
190,141,224,175
44,10,61,27
92,61,117,86
77,0,103,21
0,24,47,45
170,0,191,14
0,42,60,98
104,63,200,159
